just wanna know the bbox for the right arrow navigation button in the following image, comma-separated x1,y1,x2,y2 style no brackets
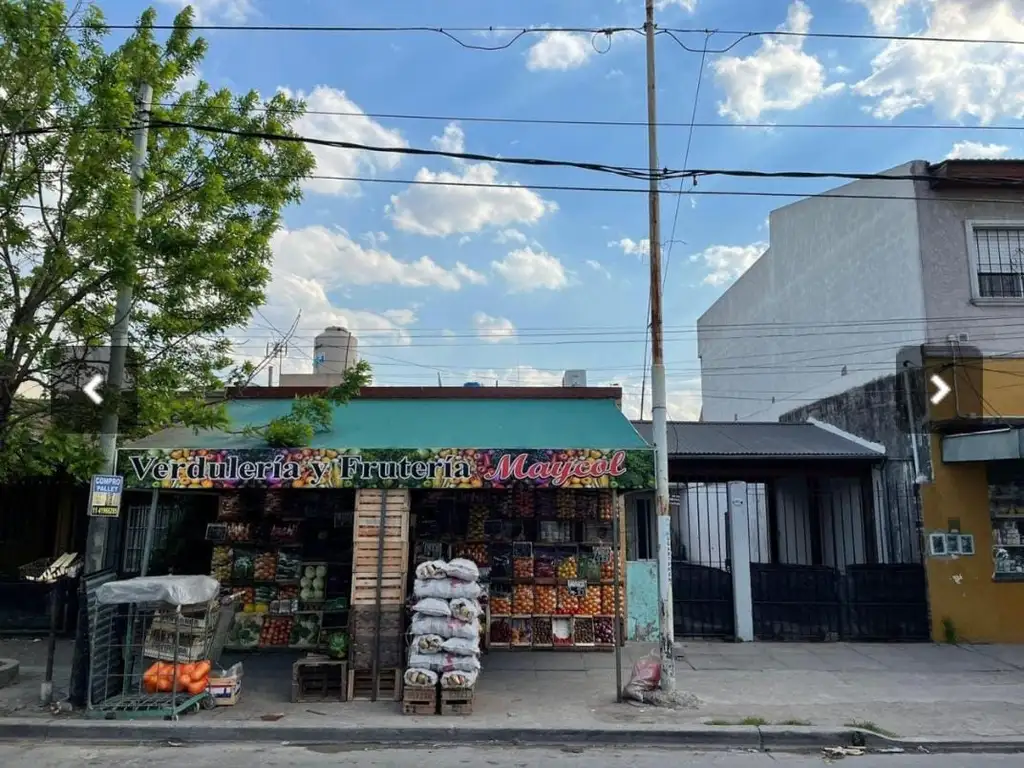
930,374,951,406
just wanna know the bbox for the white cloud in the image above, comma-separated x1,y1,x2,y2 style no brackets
279,86,407,196
271,226,485,290
609,238,650,258
693,242,768,286
712,1,845,121
492,247,569,293
161,0,253,22
495,228,528,245
526,31,595,71
849,0,914,31
947,140,1011,159
389,163,557,237
381,308,418,326
469,365,565,387
472,312,517,343
611,375,703,421
432,122,466,155
464,366,702,420
586,259,612,278
454,262,489,285
853,0,1024,123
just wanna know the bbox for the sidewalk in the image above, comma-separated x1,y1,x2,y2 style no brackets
2,637,1024,747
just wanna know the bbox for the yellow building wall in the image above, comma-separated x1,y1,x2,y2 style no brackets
923,356,1024,643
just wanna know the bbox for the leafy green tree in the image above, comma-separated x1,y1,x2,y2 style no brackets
0,1,316,481
246,360,374,447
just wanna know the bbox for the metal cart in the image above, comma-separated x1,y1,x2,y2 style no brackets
87,575,222,720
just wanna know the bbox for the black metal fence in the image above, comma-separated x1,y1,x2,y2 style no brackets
670,474,929,642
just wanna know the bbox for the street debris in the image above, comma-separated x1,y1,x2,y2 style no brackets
822,745,865,760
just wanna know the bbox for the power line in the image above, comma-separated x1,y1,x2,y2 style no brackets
14,119,1024,189
152,102,1024,134
84,21,1024,48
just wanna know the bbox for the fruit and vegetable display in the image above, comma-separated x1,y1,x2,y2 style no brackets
289,613,322,648
210,546,231,582
580,587,603,616
228,613,262,648
231,549,254,581
534,585,557,614
457,542,488,567
513,557,533,578
276,551,302,581
573,617,595,645
555,586,580,615
259,615,294,647
552,618,572,647
532,616,553,645
142,659,212,696
489,618,512,644
254,552,277,581
300,564,327,602
268,522,298,544
601,585,626,616
489,592,511,616
226,522,251,542
594,616,616,645
510,618,532,646
512,584,534,614
556,555,578,579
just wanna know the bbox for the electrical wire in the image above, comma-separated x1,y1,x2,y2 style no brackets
149,102,1024,134
12,118,1024,190
78,20,1024,48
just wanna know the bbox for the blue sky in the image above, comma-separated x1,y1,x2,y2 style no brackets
102,0,1023,418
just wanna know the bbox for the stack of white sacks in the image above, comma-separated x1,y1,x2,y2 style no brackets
403,558,483,691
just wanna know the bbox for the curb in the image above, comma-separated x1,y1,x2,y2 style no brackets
0,660,18,690
0,719,1022,753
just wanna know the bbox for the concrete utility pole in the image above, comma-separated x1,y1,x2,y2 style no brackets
84,83,153,575
644,0,676,691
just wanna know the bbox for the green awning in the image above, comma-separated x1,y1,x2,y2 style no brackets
124,397,649,450
120,397,653,491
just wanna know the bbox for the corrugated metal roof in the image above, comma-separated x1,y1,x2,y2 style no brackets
630,421,883,459
125,398,650,451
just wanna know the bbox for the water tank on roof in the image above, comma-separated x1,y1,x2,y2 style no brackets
562,369,587,387
313,326,358,374
463,382,481,388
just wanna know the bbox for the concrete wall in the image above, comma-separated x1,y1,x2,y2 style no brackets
914,169,1024,356
698,167,926,422
699,162,1024,423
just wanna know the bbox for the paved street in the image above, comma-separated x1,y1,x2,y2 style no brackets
0,743,1020,768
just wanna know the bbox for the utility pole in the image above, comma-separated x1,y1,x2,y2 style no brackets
644,0,676,692
84,83,153,575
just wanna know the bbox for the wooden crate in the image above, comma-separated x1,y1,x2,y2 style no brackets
402,684,438,715
291,657,348,703
440,687,474,716
347,667,402,702
349,604,405,668
355,489,411,541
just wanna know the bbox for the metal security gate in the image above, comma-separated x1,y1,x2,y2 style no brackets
671,483,734,638
751,476,928,642
670,474,929,642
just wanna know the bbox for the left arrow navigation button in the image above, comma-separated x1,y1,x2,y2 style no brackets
83,373,104,405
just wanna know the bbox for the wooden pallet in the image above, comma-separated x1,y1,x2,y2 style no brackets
349,604,405,668
402,685,438,715
347,667,402,702
354,489,410,541
291,657,348,703
440,687,474,716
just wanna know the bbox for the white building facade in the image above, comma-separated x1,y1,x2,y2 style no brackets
698,159,1024,424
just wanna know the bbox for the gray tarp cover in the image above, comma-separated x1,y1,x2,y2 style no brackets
95,575,220,606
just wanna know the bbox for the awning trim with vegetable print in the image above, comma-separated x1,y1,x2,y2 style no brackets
120,447,655,491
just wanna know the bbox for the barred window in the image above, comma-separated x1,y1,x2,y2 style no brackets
972,225,1024,299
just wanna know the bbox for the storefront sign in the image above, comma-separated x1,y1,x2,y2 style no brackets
120,447,655,491
87,474,123,517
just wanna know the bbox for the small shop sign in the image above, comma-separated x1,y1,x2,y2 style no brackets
87,474,124,518
120,447,655,491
